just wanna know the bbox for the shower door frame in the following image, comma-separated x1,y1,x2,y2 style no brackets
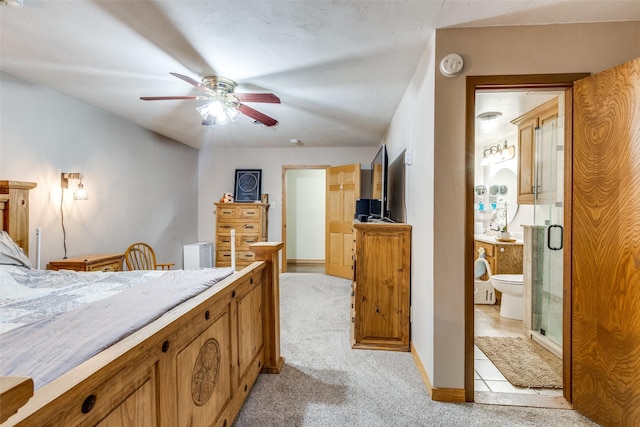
464,73,589,405
531,101,565,353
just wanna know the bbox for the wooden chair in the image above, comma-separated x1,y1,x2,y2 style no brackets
124,242,174,271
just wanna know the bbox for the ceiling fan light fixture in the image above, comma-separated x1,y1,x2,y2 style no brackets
196,98,240,126
143,72,279,127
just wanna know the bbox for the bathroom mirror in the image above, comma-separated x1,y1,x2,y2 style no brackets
490,168,518,224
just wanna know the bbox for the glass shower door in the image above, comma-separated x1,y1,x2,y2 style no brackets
532,95,564,348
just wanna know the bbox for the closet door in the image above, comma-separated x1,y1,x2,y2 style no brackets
572,57,640,425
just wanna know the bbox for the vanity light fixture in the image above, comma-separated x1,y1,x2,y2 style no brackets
481,149,491,166
481,141,515,167
61,172,89,200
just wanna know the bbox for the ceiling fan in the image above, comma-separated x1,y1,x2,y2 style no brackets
140,72,280,127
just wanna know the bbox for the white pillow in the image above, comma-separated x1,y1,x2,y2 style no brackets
0,231,31,268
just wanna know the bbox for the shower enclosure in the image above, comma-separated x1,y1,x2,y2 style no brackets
530,93,564,355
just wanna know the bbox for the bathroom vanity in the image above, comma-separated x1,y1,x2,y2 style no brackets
474,236,523,281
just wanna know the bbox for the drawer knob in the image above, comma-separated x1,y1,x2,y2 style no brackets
82,394,97,414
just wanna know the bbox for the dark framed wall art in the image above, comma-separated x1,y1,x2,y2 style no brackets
234,169,262,202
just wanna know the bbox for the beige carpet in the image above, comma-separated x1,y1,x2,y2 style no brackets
475,336,563,389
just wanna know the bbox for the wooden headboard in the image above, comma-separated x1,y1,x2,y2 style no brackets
0,181,37,256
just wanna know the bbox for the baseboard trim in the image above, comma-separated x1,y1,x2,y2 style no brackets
410,342,466,403
286,259,325,265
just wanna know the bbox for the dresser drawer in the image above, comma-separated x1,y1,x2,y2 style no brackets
88,260,121,272
216,221,261,234
216,205,263,219
216,233,262,249
216,250,257,266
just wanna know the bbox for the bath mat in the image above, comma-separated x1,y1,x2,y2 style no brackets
475,336,562,389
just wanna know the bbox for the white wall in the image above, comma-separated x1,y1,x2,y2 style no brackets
0,71,199,267
286,169,326,261
384,21,640,391
382,35,437,381
197,146,377,250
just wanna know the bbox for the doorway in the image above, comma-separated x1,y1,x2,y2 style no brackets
464,73,589,407
281,165,328,273
472,89,566,406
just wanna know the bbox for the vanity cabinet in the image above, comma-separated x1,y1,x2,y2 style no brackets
474,239,523,280
352,222,411,352
511,97,558,204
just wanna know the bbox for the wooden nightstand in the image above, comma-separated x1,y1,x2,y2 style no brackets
48,253,124,272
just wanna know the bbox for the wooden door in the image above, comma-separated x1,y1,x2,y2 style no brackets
572,57,640,425
325,164,360,278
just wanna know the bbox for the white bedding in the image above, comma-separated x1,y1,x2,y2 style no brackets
0,265,233,389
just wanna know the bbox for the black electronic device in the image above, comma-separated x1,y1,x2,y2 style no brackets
387,150,406,223
370,144,387,218
355,198,373,218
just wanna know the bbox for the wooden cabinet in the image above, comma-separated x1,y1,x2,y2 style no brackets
352,222,411,352
214,202,268,268
474,239,523,278
48,253,124,272
474,239,523,304
511,97,558,204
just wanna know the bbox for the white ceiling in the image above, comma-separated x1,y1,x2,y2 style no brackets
1,1,639,150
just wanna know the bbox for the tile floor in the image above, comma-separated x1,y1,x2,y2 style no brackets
474,303,563,397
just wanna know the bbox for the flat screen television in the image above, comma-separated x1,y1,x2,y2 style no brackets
370,144,387,218
387,150,406,223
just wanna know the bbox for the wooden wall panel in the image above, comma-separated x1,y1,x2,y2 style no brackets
572,57,640,426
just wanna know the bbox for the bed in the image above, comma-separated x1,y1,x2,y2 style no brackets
0,180,284,426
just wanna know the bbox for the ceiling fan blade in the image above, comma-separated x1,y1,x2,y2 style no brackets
235,93,281,104
140,95,209,101
169,72,212,93
238,104,278,127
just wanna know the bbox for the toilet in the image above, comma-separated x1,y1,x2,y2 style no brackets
490,274,524,320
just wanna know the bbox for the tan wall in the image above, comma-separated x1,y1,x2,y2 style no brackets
388,21,640,390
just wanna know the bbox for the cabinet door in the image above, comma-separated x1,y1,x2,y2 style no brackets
536,105,560,199
354,228,409,349
517,115,537,204
494,245,523,275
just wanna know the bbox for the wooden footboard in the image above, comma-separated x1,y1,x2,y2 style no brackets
1,243,283,426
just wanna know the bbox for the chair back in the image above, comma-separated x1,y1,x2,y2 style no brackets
124,242,157,270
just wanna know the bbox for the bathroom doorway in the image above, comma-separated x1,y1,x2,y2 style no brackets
465,73,589,407
473,89,566,405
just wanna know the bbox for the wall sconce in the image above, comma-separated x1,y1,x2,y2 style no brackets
61,172,89,200
481,141,515,167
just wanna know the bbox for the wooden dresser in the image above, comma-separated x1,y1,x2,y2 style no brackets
214,202,269,268
48,253,124,272
351,222,411,352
